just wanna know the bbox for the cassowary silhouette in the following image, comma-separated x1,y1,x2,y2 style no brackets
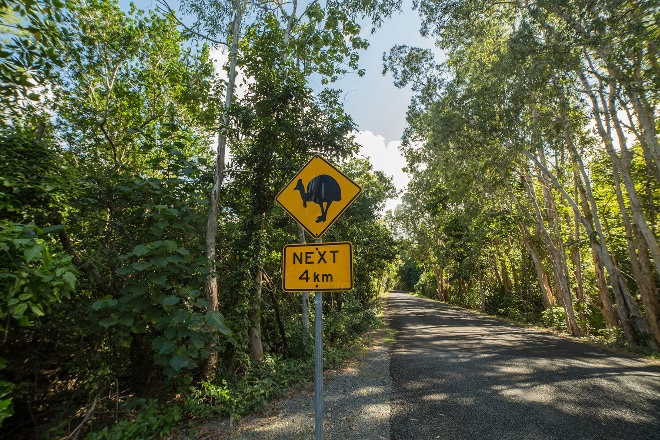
294,175,342,223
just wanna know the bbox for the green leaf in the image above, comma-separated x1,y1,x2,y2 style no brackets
133,244,150,257
11,303,28,318
24,244,44,263
205,311,230,335
118,312,135,326
144,309,161,324
116,266,134,276
132,261,153,271
164,327,177,339
149,272,167,286
62,271,76,290
30,304,45,317
161,295,179,306
92,296,117,310
42,225,64,234
98,317,118,328
170,309,188,324
169,354,189,371
157,340,176,355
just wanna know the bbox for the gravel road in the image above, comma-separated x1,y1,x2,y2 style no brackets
175,291,660,439
388,291,660,439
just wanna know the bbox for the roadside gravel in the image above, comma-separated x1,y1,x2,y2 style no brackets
174,329,392,440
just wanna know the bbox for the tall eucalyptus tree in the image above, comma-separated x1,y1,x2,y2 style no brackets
178,0,402,366
388,0,659,347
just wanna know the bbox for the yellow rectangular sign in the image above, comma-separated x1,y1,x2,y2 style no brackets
282,242,353,292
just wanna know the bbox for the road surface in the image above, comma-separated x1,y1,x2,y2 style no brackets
386,291,660,439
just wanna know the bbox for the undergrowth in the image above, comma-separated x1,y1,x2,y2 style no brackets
83,304,382,439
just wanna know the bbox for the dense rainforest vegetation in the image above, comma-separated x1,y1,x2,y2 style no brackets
387,0,659,351
1,0,658,438
1,0,399,437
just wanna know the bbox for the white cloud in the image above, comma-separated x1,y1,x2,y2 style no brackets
354,130,409,212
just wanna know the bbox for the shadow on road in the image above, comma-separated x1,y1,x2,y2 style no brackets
387,292,660,440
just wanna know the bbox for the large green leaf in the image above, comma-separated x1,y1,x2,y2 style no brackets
132,244,150,257
161,295,180,306
205,310,230,335
98,316,119,328
169,354,190,371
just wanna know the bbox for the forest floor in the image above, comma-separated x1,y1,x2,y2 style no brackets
169,327,393,440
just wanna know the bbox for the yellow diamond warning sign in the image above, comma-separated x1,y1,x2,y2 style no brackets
282,242,354,292
276,156,361,238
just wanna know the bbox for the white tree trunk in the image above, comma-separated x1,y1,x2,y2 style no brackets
204,3,243,379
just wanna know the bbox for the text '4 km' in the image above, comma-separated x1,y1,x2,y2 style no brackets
281,242,353,292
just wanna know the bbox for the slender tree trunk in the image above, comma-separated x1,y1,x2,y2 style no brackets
524,149,656,348
523,169,581,335
204,5,243,379
266,285,288,353
570,168,586,332
519,221,554,308
592,250,618,328
597,51,660,179
500,257,513,294
248,210,268,363
478,263,485,312
249,266,264,363
570,134,619,329
602,83,660,276
432,264,445,301
574,70,658,348
605,90,660,347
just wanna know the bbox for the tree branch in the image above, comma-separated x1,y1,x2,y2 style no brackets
156,0,228,46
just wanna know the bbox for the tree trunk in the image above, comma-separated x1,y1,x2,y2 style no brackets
570,168,586,332
203,5,243,380
519,221,554,308
266,282,288,353
523,169,581,335
574,70,657,348
432,264,446,301
524,148,655,348
599,51,660,180
249,266,264,363
604,83,660,276
575,173,618,328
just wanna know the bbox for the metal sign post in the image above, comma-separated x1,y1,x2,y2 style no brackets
276,156,362,440
314,240,323,439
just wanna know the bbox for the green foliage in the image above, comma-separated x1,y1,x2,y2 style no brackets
85,400,181,440
0,0,67,120
542,307,568,333
392,0,660,349
395,258,422,292
414,270,437,299
0,133,63,223
188,355,313,418
1,0,401,436
91,238,233,381
324,298,380,345
0,222,77,427
0,222,77,330
0,358,14,429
